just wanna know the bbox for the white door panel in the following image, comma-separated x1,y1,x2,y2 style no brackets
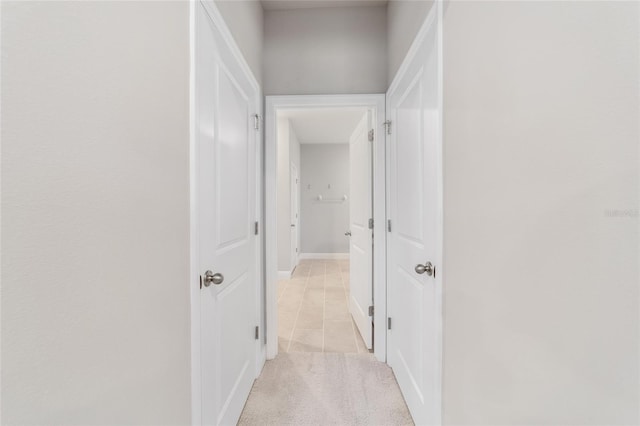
349,113,373,349
290,163,299,268
386,4,442,425
197,3,259,425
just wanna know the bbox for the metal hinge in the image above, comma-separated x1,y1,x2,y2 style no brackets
387,219,392,232
383,120,392,135
368,305,374,316
199,275,202,289
253,114,261,131
368,129,374,142
368,218,374,229
387,318,392,330
255,326,259,340
254,221,259,235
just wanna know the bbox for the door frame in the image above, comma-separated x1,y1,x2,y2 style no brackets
265,94,387,362
189,1,265,424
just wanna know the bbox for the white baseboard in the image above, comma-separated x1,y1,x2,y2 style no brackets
277,270,292,280
299,253,350,260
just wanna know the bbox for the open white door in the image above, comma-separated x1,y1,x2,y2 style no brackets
348,112,374,349
386,4,442,425
290,163,299,267
196,2,260,425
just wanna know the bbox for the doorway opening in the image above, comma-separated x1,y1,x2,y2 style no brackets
265,95,386,361
274,106,371,353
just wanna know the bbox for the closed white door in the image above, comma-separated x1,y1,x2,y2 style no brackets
386,5,442,425
196,3,260,425
349,112,374,349
290,163,299,267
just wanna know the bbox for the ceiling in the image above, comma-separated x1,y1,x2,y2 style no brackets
280,107,368,144
261,0,387,11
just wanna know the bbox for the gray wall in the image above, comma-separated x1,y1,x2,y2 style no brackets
441,2,640,424
1,2,191,423
300,144,350,254
263,6,387,95
277,118,301,272
215,0,264,85
387,0,434,86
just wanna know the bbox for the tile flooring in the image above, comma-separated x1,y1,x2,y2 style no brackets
277,259,370,353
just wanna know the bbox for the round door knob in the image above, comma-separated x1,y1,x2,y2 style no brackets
415,262,434,276
345,231,352,236
203,270,224,286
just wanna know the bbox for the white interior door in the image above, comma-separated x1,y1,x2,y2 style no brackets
290,163,299,267
348,112,374,349
196,3,260,425
386,5,442,425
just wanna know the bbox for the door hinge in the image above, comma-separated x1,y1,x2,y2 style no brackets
383,120,392,135
387,219,392,232
199,275,202,289
254,221,259,235
368,129,374,142
387,317,392,330
368,218,374,229
368,305,374,316
255,326,259,340
253,114,261,131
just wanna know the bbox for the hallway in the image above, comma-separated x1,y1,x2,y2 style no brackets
277,259,368,353
237,259,414,425
238,352,413,425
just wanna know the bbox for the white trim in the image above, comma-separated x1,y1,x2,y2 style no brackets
299,253,350,260
265,94,386,362
277,270,293,280
385,1,443,424
188,1,200,424
435,2,444,422
190,2,264,424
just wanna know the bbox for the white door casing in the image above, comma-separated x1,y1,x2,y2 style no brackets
195,2,262,425
348,112,374,349
386,3,443,425
290,163,299,267
264,95,386,361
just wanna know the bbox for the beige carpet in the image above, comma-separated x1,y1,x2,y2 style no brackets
238,353,414,426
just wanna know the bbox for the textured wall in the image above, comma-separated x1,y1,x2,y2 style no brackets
442,2,640,424
264,6,387,95
300,144,350,254
1,2,192,423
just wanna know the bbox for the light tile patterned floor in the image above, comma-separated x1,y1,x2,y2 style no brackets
277,259,370,353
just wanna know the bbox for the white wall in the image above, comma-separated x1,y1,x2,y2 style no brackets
1,2,191,424
263,6,387,95
277,118,301,272
387,0,434,86
300,144,350,254
441,2,640,424
214,0,263,85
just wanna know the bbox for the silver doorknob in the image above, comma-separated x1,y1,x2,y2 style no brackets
415,262,434,276
291,224,296,227
203,270,224,286
345,231,352,236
